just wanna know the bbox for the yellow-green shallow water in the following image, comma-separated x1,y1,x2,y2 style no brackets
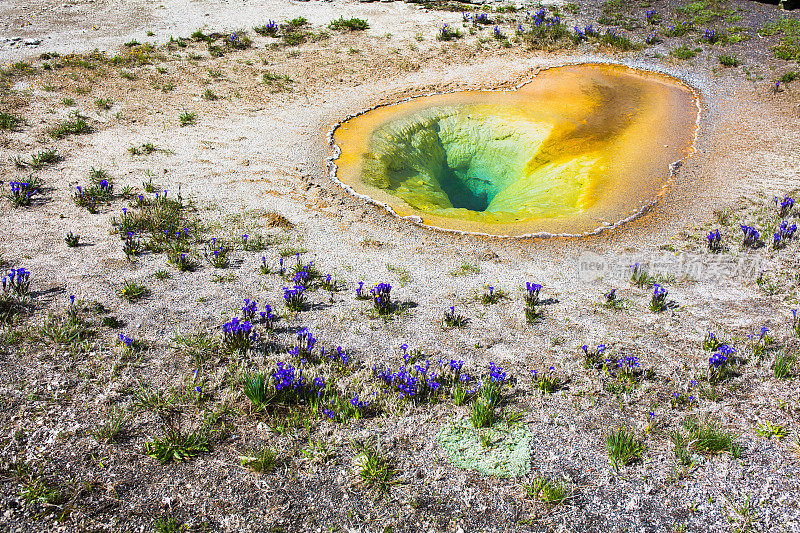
332,63,700,236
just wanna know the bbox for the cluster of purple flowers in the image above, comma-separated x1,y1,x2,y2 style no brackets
488,362,507,384
706,229,722,252
651,283,668,312
222,317,255,353
463,12,491,24
260,20,278,35
289,327,317,363
355,281,368,300
671,381,698,408
283,284,306,311
271,362,322,403
371,282,393,315
573,24,599,43
741,224,760,247
321,345,350,367
582,343,607,368
709,344,735,369
205,237,231,268
119,333,134,348
290,265,312,289
241,298,277,329
773,221,797,249
375,365,422,399
703,29,718,43
616,356,641,379
227,32,242,47
525,282,542,306
775,196,795,218
604,288,617,306
2,267,30,297
374,356,467,402
529,8,560,27
8,181,39,205
349,392,369,411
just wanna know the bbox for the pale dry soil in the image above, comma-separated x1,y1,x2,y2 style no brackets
0,0,800,532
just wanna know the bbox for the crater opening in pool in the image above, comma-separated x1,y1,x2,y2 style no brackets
332,64,700,236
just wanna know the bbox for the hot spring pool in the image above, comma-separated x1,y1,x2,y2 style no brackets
330,63,700,236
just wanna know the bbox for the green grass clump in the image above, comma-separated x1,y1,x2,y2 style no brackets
94,97,113,109
73,169,114,213
28,148,60,169
262,71,293,92
153,517,183,533
144,427,211,463
178,110,196,126
531,368,562,394
606,426,644,469
682,418,741,457
38,312,94,344
49,114,91,138
114,193,199,251
0,112,22,130
718,54,740,67
128,142,157,155
774,350,796,379
670,429,692,465
240,447,279,473
671,46,698,60
118,280,149,302
599,30,636,50
242,372,271,408
755,421,786,440
676,0,737,26
93,407,127,443
525,476,566,504
779,71,799,84
329,17,369,31
663,21,693,37
470,398,495,428
282,31,307,46
20,478,66,506
356,441,397,493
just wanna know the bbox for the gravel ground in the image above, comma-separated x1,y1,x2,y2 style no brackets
0,0,800,531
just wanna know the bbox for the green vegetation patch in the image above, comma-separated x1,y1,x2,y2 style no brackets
677,0,739,26
762,18,800,61
437,417,531,478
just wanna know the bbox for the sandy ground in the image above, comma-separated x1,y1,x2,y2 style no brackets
0,0,800,531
